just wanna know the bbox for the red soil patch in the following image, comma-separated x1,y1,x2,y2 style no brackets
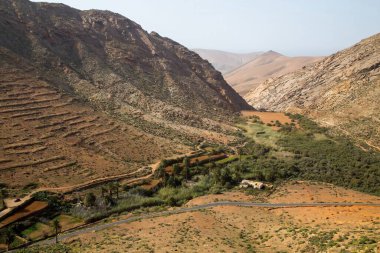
241,110,298,129
189,154,227,165
140,179,161,190
0,201,48,228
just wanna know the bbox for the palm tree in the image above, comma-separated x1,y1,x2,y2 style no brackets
52,219,62,244
4,227,14,252
107,183,114,199
101,186,107,198
237,147,242,162
113,182,120,199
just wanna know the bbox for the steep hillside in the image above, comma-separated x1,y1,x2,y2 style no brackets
0,0,251,190
0,0,251,129
225,51,322,95
245,33,380,149
0,65,190,190
193,49,263,74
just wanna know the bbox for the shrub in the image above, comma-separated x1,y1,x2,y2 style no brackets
84,192,96,207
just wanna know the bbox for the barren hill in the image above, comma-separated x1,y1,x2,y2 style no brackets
0,0,251,124
193,49,263,74
225,51,322,95
0,0,251,190
245,33,380,149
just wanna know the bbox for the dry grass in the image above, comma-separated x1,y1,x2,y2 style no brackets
0,75,190,192
63,181,380,253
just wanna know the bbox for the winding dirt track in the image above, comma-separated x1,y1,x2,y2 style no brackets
0,150,199,223
23,201,380,249
19,150,198,196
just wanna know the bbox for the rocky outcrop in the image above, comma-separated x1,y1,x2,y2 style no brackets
245,33,380,148
0,0,251,127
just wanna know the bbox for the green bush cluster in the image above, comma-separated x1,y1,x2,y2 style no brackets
278,129,380,195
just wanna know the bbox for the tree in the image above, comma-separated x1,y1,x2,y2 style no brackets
113,182,120,199
166,175,176,187
182,157,190,180
84,192,96,207
163,172,170,186
236,147,242,162
183,157,190,169
101,186,107,198
4,227,14,251
52,219,62,244
0,188,8,199
107,183,114,199
155,166,165,179
182,166,190,181
172,164,181,176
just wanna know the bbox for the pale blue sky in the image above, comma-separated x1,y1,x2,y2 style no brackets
32,0,380,56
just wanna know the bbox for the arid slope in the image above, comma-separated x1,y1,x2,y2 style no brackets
60,181,380,253
0,0,250,190
245,33,380,148
225,51,322,95
193,49,263,74
0,0,251,128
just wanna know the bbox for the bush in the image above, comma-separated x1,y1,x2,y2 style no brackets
277,126,380,195
84,193,96,207
79,195,164,223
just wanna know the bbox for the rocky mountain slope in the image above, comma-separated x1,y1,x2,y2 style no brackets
0,0,251,190
0,0,251,129
193,49,263,74
225,51,322,95
245,33,380,149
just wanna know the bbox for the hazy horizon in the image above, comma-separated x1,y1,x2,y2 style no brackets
30,0,380,56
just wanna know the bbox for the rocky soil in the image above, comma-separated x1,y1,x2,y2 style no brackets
0,0,251,132
245,33,380,148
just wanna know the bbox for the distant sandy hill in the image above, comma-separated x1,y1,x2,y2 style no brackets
193,49,263,74
245,33,380,149
225,51,323,95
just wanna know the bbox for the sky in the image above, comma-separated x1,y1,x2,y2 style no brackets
31,0,380,56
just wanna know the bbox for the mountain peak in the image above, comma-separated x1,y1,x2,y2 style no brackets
263,50,282,56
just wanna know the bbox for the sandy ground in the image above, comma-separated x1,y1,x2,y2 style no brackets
269,180,380,204
185,191,256,207
62,181,380,253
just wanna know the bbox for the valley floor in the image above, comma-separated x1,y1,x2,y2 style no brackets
27,181,380,253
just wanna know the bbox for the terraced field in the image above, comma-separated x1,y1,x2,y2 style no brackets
0,75,188,191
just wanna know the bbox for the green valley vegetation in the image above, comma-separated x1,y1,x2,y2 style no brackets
3,114,380,252
237,113,380,195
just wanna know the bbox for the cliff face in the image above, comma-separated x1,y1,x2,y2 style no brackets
245,33,380,149
0,0,251,126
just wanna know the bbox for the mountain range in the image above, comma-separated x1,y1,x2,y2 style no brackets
225,51,322,95
195,49,322,96
193,49,263,74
